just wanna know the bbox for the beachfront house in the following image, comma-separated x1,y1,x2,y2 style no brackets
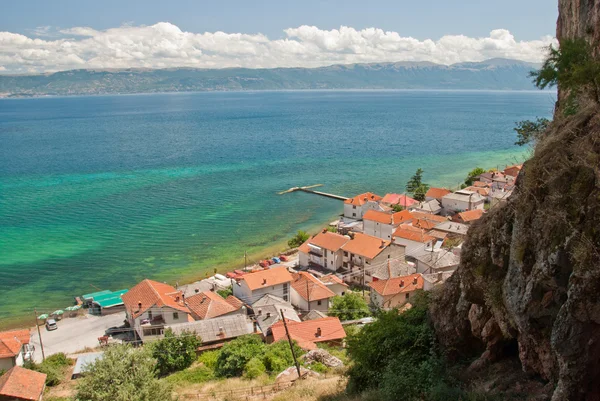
122,279,192,342
503,164,523,178
368,273,424,310
441,190,485,213
425,187,451,203
290,272,336,313
392,227,437,258
298,230,349,271
185,291,245,321
380,193,418,209
343,192,383,220
0,330,33,370
232,266,293,304
340,232,406,286
0,366,46,401
362,209,413,240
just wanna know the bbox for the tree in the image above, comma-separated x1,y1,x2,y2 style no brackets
406,168,430,202
464,167,486,186
217,287,233,298
329,292,370,321
288,230,310,248
215,335,266,377
76,344,172,401
514,117,551,146
391,204,404,212
152,329,201,377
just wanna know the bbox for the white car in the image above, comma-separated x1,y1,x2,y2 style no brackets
45,318,58,331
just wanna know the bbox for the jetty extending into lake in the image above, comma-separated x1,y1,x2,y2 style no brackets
279,185,348,201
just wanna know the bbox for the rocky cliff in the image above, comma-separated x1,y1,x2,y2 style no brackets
430,1,600,400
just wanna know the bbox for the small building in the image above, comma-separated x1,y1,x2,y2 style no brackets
368,273,424,310
425,187,451,203
422,272,454,291
167,315,255,351
298,231,350,271
503,164,523,178
270,317,346,350
432,221,469,237
122,279,192,342
441,190,485,213
89,289,128,316
412,199,442,215
477,172,515,190
362,209,413,240
290,272,336,313
369,259,415,282
463,185,490,197
343,192,383,220
453,209,484,224
414,249,461,274
185,291,245,321
81,290,112,307
392,227,436,258
232,266,293,304
71,352,104,379
0,330,32,371
380,193,418,208
0,366,46,401
319,274,349,296
302,310,328,321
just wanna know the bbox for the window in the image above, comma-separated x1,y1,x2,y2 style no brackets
341,292,345,296
148,310,152,320
353,205,356,210
173,312,179,320
352,213,356,217
317,300,322,306
331,260,333,265
406,293,410,300
283,295,288,301
343,251,348,257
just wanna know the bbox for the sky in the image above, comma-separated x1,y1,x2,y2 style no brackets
0,0,559,74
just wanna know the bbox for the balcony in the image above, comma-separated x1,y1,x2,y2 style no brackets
140,315,165,326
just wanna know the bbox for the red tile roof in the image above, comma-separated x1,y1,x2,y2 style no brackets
456,209,485,223
0,366,46,401
464,186,490,196
363,209,413,225
271,317,346,348
412,219,438,230
381,193,418,207
393,228,436,244
308,231,350,251
0,330,30,359
409,211,448,223
185,291,243,320
344,192,382,206
320,274,349,287
122,279,189,319
472,181,490,188
298,239,311,254
425,187,451,200
368,273,424,296
291,272,336,302
342,233,390,259
240,266,293,291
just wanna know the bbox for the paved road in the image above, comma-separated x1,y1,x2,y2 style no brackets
30,312,126,362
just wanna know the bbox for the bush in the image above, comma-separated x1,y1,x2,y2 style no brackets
151,329,201,377
165,364,214,386
23,353,72,387
329,292,370,321
198,349,220,370
44,353,73,367
217,287,233,298
288,230,310,248
262,340,304,374
215,335,266,377
244,357,267,379
308,361,328,373
464,167,486,186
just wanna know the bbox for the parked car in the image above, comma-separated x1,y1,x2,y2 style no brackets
279,255,288,262
46,319,58,331
105,326,129,336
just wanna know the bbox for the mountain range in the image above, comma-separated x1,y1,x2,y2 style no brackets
0,58,542,97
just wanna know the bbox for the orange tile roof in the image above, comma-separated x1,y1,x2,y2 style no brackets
344,192,382,206
368,273,424,296
381,193,418,207
185,291,242,320
320,274,349,287
0,330,30,359
363,209,413,225
0,366,46,401
308,231,349,251
342,233,390,259
240,266,293,291
409,211,448,223
271,317,346,346
464,186,490,196
225,295,244,309
122,279,189,319
291,272,336,302
393,228,436,243
298,239,311,254
425,187,451,200
457,209,484,222
472,181,490,188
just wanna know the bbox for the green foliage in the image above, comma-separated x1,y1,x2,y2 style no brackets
308,361,328,373
243,357,267,379
329,292,371,321
164,364,214,386
262,340,304,373
326,226,338,233
391,204,404,212
464,167,486,186
514,117,550,146
406,168,430,202
288,230,310,248
23,353,73,387
215,335,266,377
197,350,220,370
217,287,233,298
0,369,5,377
151,329,201,377
76,344,172,401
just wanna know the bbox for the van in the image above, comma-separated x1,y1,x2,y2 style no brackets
46,318,58,331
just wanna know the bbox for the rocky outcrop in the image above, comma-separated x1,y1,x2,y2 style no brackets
557,0,600,53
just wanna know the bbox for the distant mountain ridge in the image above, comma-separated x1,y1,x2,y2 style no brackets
0,58,542,97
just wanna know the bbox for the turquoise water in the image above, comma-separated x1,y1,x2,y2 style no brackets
0,90,555,327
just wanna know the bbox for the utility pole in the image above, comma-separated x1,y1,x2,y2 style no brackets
362,266,366,297
306,279,311,311
280,309,302,379
33,308,45,361
244,251,247,270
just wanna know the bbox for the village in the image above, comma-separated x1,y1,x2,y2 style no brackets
0,165,521,400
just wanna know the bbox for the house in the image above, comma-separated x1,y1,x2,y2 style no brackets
290,272,336,313
167,315,255,351
298,231,349,271
453,209,485,224
463,185,490,198
422,272,454,291
392,227,437,258
0,366,46,401
433,221,469,237
232,266,293,304
302,310,328,321
0,330,32,371
380,193,418,208
425,187,451,203
270,317,346,350
441,190,485,213
122,279,192,342
370,259,415,282
362,209,413,240
88,289,128,316
489,188,513,207
503,164,523,178
343,192,383,220
414,249,461,274
185,291,245,321
412,199,442,215
477,172,515,190
251,294,300,334
340,233,406,285
319,274,349,296
368,273,424,310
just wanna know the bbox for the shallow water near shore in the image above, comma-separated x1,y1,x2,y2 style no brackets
0,90,554,328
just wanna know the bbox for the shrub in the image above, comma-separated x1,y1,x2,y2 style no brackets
151,329,201,377
308,361,328,373
215,335,266,377
464,167,486,186
329,292,370,321
217,287,233,298
406,168,430,202
262,340,304,374
44,353,73,367
198,349,220,370
288,230,310,248
165,364,214,386
514,118,550,146
243,357,267,379
23,353,72,387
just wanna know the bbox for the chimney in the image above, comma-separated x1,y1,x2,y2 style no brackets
380,240,386,248
175,295,180,302
201,296,207,303
137,301,142,311
400,280,404,287
218,327,224,335
262,278,267,285
266,312,271,318
437,272,443,282
194,288,199,293
413,276,418,285
258,309,262,316
316,327,322,337
322,228,328,234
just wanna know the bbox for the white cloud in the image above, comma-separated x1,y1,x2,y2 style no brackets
0,23,556,73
